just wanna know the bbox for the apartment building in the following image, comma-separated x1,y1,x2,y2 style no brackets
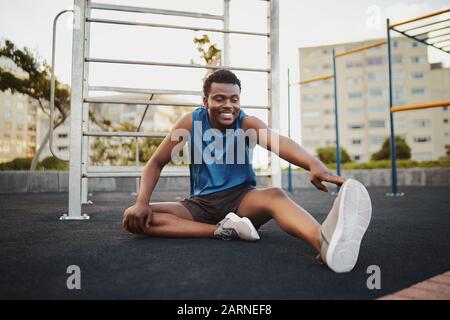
299,37,450,162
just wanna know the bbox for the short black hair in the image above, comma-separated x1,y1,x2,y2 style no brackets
203,69,241,97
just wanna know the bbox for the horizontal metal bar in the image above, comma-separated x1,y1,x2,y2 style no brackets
297,74,334,85
84,131,167,138
400,18,450,33
391,27,450,55
408,25,450,38
86,57,270,73
86,18,270,37
391,100,450,112
427,32,450,44
335,40,387,58
85,97,200,107
89,3,223,20
84,97,270,110
433,38,450,46
83,171,271,178
89,86,203,96
83,171,189,178
389,8,450,28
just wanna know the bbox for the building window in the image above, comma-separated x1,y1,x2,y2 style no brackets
368,104,385,113
412,72,426,79
324,109,333,115
411,88,426,95
323,94,334,100
324,124,335,130
413,119,431,128
392,71,404,81
4,111,12,119
303,111,321,118
303,140,320,147
444,132,449,138
348,123,364,129
325,140,335,146
57,146,68,151
353,155,361,161
323,64,331,70
17,102,24,110
443,106,448,111
413,136,431,143
393,40,401,48
371,136,385,145
4,133,11,139
303,125,321,133
393,88,404,102
347,107,364,116
58,133,68,139
366,56,383,66
369,88,384,98
4,122,12,130
411,56,426,64
351,139,362,145
444,118,448,124
303,94,320,102
367,72,385,82
369,120,385,128
346,76,363,85
346,61,363,68
412,41,419,47
392,55,403,64
348,92,363,99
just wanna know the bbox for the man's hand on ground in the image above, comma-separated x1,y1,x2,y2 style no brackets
122,203,153,234
309,161,346,192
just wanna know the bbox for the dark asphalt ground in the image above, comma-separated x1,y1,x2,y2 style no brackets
0,186,449,299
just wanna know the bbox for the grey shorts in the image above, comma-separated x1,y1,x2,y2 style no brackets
179,184,255,224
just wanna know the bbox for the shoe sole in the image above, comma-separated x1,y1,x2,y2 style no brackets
326,179,372,273
226,212,260,241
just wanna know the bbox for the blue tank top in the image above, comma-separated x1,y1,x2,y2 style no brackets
188,107,256,196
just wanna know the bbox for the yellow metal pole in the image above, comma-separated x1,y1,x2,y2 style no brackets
335,40,387,58
297,74,334,85
389,8,450,28
391,100,450,112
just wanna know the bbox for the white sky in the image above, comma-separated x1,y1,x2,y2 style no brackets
1,0,449,149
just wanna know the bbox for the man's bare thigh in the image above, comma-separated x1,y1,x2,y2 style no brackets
149,202,194,221
236,188,273,229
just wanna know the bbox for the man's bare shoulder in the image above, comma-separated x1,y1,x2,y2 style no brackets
242,115,268,131
173,112,193,132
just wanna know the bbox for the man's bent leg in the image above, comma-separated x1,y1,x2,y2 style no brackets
138,202,216,238
236,188,321,251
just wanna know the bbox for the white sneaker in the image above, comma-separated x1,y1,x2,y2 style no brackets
320,179,372,273
214,212,260,241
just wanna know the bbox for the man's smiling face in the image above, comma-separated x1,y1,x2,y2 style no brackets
203,82,241,130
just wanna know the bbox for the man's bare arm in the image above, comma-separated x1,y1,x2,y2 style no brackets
243,116,345,191
123,113,191,234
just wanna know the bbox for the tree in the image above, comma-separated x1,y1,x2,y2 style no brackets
192,34,222,80
316,147,352,164
371,136,411,160
0,39,69,170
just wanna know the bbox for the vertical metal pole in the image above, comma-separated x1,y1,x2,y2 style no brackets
386,18,399,196
287,68,293,192
223,0,230,66
268,0,281,188
81,1,92,204
332,49,341,178
63,0,89,220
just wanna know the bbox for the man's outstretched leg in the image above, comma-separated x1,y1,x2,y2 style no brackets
236,178,372,272
124,202,259,241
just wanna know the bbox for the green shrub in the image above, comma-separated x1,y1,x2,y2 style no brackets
371,136,411,160
0,157,33,170
36,156,68,171
316,147,351,164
